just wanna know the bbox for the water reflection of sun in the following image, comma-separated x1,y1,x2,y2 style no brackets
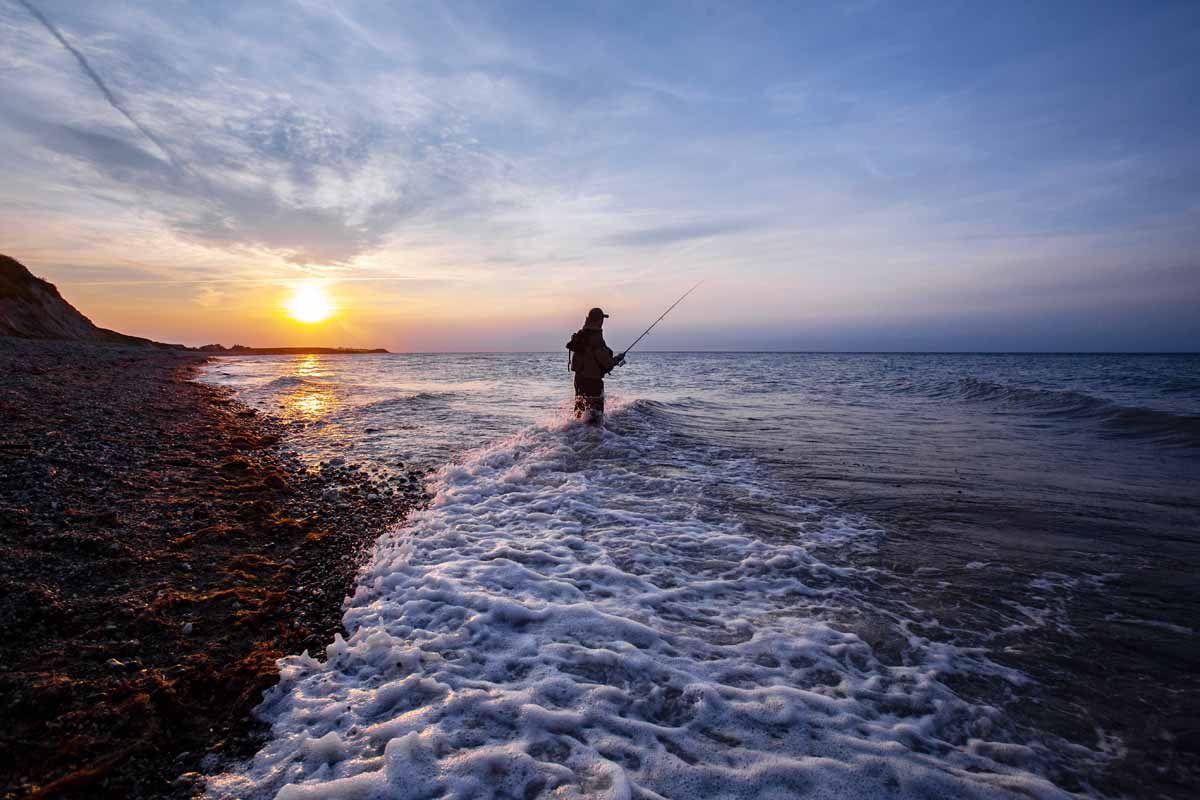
276,356,337,421
286,389,330,419
295,355,323,377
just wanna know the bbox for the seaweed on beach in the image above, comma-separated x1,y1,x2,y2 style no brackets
0,339,421,799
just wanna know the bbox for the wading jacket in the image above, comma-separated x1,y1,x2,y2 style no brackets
568,328,619,379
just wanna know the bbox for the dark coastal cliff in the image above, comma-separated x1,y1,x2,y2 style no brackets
0,254,183,348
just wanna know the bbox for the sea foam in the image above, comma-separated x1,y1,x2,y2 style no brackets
206,405,1070,800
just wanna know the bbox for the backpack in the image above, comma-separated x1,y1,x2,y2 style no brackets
565,329,589,372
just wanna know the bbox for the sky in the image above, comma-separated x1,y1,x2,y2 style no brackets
1,0,1198,351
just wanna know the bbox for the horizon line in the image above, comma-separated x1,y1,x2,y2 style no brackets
205,349,1200,356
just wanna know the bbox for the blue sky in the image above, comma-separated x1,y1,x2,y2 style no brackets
0,0,1197,350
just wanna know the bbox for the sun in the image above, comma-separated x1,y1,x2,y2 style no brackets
285,283,334,324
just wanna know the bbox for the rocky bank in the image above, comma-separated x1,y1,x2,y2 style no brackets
0,338,423,799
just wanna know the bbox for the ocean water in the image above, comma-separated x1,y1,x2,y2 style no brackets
199,353,1200,799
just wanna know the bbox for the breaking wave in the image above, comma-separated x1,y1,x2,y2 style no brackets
351,391,462,414
957,378,1200,447
207,404,1075,800
263,376,326,389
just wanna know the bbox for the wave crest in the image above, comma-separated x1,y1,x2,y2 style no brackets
958,378,1200,447
261,375,320,389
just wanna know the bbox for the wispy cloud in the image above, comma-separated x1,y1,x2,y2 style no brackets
606,219,762,247
0,1,1198,349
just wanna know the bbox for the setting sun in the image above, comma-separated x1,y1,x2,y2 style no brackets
284,283,334,323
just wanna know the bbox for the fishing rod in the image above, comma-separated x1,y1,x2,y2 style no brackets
619,280,703,359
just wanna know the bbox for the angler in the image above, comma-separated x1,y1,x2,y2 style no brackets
566,307,624,421
565,282,702,423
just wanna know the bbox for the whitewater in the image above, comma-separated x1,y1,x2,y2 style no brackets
200,352,1200,799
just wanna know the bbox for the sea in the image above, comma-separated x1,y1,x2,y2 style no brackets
198,352,1200,800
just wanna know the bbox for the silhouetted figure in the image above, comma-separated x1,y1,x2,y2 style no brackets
567,307,624,421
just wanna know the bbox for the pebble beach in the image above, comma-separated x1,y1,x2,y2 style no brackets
0,338,425,799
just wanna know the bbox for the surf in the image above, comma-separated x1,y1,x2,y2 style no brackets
206,407,1073,800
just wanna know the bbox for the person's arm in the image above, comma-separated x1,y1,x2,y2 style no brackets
593,336,619,372
594,345,617,371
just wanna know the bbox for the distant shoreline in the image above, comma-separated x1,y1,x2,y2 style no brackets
201,346,389,355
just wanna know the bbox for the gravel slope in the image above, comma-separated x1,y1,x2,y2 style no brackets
0,338,422,799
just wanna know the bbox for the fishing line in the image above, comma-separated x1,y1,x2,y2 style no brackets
620,280,703,357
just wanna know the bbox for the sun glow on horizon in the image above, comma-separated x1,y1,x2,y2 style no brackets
284,283,335,324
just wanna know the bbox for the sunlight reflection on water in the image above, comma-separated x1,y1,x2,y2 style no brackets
282,387,333,420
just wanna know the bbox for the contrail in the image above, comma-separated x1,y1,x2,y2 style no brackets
16,0,183,172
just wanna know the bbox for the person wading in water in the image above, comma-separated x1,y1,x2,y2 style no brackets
566,307,624,421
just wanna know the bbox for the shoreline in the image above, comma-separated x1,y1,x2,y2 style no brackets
201,348,388,355
0,339,422,799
